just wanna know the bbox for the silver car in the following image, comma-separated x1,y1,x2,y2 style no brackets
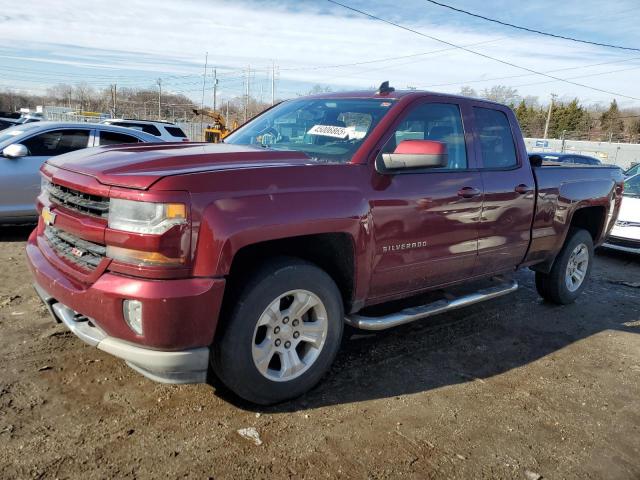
0,122,161,224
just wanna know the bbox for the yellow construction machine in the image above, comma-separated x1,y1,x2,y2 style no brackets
193,109,237,143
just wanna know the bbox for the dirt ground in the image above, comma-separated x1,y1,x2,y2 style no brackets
0,225,639,480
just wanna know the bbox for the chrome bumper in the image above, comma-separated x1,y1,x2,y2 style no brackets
33,283,209,384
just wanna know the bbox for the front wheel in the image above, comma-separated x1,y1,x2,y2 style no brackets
212,258,344,405
535,228,594,305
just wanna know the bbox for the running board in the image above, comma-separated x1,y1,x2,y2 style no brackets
345,279,519,331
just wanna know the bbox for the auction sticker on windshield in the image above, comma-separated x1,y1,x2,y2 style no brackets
307,124,349,139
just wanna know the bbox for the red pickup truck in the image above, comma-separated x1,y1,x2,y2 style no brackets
27,85,624,404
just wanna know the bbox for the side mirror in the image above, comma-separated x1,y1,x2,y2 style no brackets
381,140,448,170
3,144,28,159
528,154,543,167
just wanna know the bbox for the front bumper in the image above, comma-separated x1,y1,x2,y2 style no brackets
34,283,209,383
27,231,226,384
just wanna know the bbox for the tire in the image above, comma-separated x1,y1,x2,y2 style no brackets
535,228,594,305
212,257,344,405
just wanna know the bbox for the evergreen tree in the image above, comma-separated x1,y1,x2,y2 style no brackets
550,99,587,138
600,99,625,138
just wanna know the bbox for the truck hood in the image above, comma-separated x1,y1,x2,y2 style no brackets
47,143,313,189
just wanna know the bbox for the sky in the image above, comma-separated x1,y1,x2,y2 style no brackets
0,0,639,108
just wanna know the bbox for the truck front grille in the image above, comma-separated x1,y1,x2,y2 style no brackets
46,181,110,218
44,226,106,271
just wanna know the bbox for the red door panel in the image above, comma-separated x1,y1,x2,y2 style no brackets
368,171,483,299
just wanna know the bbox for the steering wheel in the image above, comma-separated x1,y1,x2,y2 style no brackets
258,126,280,144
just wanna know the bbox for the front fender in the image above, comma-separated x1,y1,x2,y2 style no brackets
191,188,371,278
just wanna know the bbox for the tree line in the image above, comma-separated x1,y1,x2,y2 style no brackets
0,82,272,126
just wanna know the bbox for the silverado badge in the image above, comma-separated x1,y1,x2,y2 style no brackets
42,207,56,226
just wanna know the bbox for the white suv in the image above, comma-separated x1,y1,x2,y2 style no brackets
101,119,189,142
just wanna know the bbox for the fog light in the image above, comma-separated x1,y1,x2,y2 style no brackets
123,300,143,335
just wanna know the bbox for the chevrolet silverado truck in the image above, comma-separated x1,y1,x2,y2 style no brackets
27,84,624,404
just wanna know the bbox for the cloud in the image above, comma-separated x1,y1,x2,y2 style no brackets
1,0,639,106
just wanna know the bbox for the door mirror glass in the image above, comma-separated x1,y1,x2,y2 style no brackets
381,140,448,170
2,143,28,159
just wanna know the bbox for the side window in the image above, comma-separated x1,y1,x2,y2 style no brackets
165,126,187,138
22,129,90,156
382,103,468,169
474,107,518,169
99,131,141,146
140,124,162,136
112,122,161,136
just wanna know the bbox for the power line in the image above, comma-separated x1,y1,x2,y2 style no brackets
423,0,640,52
279,37,503,72
416,56,640,90
326,0,640,101
511,64,640,89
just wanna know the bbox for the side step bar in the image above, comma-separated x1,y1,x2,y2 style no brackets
345,279,518,331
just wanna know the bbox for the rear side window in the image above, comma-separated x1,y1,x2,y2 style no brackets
474,107,518,169
165,126,187,138
112,122,161,136
99,130,141,146
22,129,90,156
581,156,600,165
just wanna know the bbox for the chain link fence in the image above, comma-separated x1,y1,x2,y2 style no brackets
42,106,207,141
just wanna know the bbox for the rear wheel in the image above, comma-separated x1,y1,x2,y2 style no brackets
212,258,343,405
535,228,593,305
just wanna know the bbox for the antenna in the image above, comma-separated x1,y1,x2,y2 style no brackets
376,81,395,95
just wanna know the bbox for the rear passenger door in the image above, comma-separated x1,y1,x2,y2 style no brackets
471,104,536,275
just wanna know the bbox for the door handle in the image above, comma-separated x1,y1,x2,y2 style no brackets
514,184,532,194
457,187,481,198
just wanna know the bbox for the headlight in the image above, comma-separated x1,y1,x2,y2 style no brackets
108,198,186,234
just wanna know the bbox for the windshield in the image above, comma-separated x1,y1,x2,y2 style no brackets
224,98,395,163
0,123,41,145
624,174,640,197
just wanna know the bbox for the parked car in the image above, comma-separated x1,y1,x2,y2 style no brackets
624,163,639,178
15,114,44,125
604,173,640,254
0,118,18,130
28,87,624,404
0,118,17,130
0,122,161,224
529,152,602,166
101,119,189,142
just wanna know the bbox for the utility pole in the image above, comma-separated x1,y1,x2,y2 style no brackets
271,62,276,105
200,52,208,140
244,65,250,123
157,78,162,120
110,84,117,118
212,68,218,112
225,100,229,125
543,93,556,139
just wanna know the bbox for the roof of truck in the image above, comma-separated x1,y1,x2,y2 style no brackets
303,88,507,107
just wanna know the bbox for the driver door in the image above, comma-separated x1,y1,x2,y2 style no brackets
368,100,483,300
